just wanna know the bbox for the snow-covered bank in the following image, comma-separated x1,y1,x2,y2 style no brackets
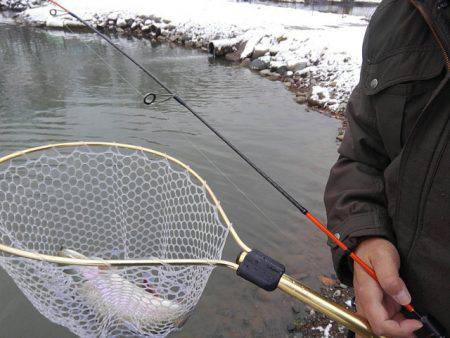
0,0,41,11
4,0,369,124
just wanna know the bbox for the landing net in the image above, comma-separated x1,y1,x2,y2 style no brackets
0,143,229,337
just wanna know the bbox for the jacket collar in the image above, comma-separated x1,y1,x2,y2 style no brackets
410,0,450,70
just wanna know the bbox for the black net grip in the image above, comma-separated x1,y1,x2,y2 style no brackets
236,249,285,291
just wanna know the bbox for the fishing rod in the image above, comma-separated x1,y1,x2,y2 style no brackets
46,1,444,336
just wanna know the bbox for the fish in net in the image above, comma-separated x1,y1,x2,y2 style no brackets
0,142,377,338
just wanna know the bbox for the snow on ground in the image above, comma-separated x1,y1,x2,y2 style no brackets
10,0,368,113
313,322,334,338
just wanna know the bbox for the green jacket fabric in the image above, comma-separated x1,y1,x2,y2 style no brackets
324,0,449,332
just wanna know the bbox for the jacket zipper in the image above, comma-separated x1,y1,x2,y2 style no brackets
394,74,449,274
410,0,450,71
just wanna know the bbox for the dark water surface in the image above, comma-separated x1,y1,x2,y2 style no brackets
0,22,340,337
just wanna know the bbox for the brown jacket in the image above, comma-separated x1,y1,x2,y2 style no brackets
324,0,449,332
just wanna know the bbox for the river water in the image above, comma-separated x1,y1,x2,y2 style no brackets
0,22,340,337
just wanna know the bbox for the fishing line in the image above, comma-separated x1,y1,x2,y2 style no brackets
180,133,283,236
61,8,283,237
60,10,173,106
41,1,446,336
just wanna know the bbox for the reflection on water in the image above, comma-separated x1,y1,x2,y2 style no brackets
0,23,339,337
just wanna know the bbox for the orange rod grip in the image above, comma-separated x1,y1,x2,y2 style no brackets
305,212,415,313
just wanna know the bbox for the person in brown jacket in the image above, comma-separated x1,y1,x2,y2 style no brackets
324,0,449,337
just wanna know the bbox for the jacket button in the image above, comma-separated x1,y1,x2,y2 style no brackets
370,78,379,89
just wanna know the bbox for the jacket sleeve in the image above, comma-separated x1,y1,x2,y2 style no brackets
324,84,396,285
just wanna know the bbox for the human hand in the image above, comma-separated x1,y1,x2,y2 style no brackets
353,238,423,338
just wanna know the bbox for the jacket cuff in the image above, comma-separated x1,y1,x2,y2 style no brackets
328,211,395,286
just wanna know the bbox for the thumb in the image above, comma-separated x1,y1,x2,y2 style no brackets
371,249,412,306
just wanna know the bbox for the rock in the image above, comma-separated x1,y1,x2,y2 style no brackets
339,283,348,289
116,17,127,28
317,91,326,100
240,34,265,60
225,52,240,62
268,73,281,81
259,69,271,76
286,70,293,77
288,61,308,72
275,66,288,75
276,34,287,43
308,97,321,107
130,21,139,30
284,77,294,84
97,20,107,28
336,130,345,142
319,275,337,287
249,58,268,71
144,19,152,26
295,95,308,104
208,37,242,56
195,40,204,48
333,289,342,298
287,322,297,333
107,12,118,21
338,102,347,111
292,303,303,314
240,58,251,67
162,19,171,24
252,45,269,59
269,60,286,71
269,48,278,56
284,81,292,88
296,69,310,78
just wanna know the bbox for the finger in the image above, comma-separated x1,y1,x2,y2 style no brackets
391,312,423,335
376,315,423,338
370,250,412,305
355,303,366,338
354,267,422,337
354,266,390,334
383,294,401,318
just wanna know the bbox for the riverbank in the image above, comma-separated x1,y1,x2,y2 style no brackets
1,0,369,138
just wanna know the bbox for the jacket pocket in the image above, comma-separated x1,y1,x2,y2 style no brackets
360,48,445,160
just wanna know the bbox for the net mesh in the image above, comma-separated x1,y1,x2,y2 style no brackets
0,145,229,337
